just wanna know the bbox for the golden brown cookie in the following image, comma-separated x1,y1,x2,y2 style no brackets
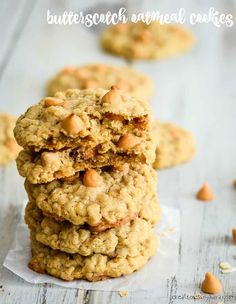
24,164,160,228
47,64,153,101
29,232,157,281
25,201,156,256
101,21,195,60
0,113,21,165
152,121,196,169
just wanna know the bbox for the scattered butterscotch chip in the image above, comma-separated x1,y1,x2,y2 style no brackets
201,272,222,294
232,228,236,245
233,180,236,188
41,152,60,167
114,163,130,174
117,134,140,150
196,182,214,201
101,86,121,104
83,169,103,187
44,97,65,107
61,114,84,136
119,290,129,297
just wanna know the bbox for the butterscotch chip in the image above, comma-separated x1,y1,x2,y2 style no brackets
41,152,60,168
24,164,160,226
201,272,222,294
232,228,236,245
0,113,21,166
233,180,236,188
47,63,153,101
152,121,196,169
28,232,157,281
44,97,65,107
101,21,195,60
83,169,103,187
101,86,121,104
61,114,84,136
117,134,140,149
196,183,214,201
114,163,130,174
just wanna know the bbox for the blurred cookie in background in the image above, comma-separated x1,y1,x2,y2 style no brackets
153,121,196,169
101,21,195,60
0,113,21,166
47,63,153,102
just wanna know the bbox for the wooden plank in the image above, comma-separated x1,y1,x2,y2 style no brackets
0,0,36,80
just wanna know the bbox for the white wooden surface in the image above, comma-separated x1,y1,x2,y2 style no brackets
0,0,236,303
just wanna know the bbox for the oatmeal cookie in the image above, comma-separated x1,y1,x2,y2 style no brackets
25,201,155,256
29,233,157,281
47,64,153,101
152,121,196,169
0,113,21,165
14,88,153,151
25,164,160,228
101,21,195,60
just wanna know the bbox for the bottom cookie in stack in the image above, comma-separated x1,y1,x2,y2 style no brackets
26,201,158,281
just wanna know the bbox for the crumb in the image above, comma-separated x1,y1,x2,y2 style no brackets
119,290,129,297
193,293,203,300
158,227,176,237
219,261,231,270
0,286,2,289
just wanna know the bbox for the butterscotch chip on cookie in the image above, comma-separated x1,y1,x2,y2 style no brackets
25,201,155,256
25,164,160,227
101,21,195,60
0,113,21,165
47,64,153,101
28,233,157,281
152,121,196,169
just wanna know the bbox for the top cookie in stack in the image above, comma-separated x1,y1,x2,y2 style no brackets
14,87,154,184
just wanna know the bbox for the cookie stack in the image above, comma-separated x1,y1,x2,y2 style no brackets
14,87,161,281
